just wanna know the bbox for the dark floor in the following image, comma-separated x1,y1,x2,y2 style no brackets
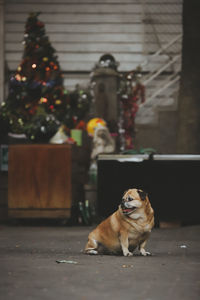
0,223,199,300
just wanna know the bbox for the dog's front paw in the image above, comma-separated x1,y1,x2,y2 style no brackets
85,249,98,255
123,251,133,257
140,249,151,256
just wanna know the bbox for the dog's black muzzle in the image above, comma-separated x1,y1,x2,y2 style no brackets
121,200,136,214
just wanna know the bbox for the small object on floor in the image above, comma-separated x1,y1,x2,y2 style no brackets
122,264,134,268
56,260,78,264
180,245,187,249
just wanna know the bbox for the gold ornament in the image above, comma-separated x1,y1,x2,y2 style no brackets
43,57,48,62
39,97,48,103
15,74,21,81
55,99,61,105
18,118,24,126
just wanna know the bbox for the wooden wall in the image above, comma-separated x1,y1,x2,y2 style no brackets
4,0,182,90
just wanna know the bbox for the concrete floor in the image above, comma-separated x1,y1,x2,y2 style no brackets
0,224,199,300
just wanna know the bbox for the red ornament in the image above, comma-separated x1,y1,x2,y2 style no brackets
37,21,44,27
75,120,86,130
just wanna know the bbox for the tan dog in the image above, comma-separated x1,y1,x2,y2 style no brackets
85,188,154,256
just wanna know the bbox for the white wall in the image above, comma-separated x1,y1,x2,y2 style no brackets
4,0,182,90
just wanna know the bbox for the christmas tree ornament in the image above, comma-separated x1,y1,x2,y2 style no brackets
40,126,46,133
55,100,61,105
81,94,87,99
39,97,48,103
15,74,21,81
18,118,24,126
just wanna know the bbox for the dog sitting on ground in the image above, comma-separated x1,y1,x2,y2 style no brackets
84,188,154,256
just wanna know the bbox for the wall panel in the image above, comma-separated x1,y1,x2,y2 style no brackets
4,0,183,89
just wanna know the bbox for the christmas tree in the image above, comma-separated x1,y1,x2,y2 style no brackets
0,12,91,142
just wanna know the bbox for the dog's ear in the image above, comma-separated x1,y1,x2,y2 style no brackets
137,189,147,201
122,190,128,198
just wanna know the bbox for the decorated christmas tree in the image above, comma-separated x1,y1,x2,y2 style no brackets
0,12,91,142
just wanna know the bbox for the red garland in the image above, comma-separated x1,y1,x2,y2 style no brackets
122,82,145,149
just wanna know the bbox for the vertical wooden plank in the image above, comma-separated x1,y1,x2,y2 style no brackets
0,0,4,103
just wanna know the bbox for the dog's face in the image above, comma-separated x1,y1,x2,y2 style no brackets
121,189,147,215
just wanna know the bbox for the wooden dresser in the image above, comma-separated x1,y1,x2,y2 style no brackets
8,144,72,219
